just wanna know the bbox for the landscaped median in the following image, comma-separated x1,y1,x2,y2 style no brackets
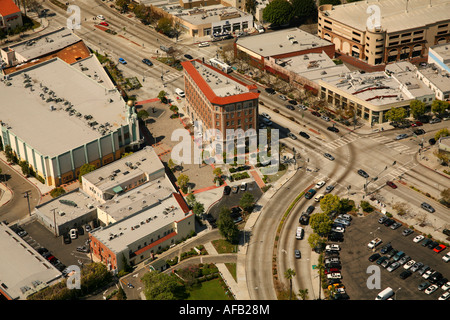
272,190,305,299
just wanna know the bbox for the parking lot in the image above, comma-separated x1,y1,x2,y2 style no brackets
207,181,263,224
19,220,93,272
337,212,449,300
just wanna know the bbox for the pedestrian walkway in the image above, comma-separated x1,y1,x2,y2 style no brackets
203,241,250,300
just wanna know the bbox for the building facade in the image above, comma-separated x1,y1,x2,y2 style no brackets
181,59,259,152
0,0,23,33
317,0,450,66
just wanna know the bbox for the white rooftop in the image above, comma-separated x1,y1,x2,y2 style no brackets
171,5,250,26
0,222,62,300
276,52,350,82
321,70,415,106
1,27,82,62
236,28,332,57
82,147,166,194
0,55,128,157
193,60,249,97
417,63,450,94
321,0,450,33
91,191,190,254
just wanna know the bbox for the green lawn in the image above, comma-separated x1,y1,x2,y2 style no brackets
186,278,233,300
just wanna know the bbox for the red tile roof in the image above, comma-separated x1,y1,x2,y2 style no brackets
181,59,259,105
0,0,21,17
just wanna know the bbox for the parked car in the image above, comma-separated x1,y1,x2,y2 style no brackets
434,244,447,253
223,186,231,195
390,222,402,230
399,270,412,279
184,54,194,60
305,205,315,215
99,21,109,26
305,189,316,199
418,281,431,291
413,235,424,243
311,111,321,117
387,262,400,272
424,284,438,295
314,181,326,189
325,185,335,193
198,42,210,47
410,262,424,272
369,253,381,262
403,260,415,270
402,229,413,236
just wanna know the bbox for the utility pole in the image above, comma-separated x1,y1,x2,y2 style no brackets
23,191,32,216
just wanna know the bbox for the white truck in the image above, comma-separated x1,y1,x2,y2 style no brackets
375,287,394,300
368,238,382,249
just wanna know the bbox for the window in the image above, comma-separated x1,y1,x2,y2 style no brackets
390,35,399,39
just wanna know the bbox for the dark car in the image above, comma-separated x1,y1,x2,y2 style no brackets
418,281,431,291
384,219,395,227
285,104,295,110
443,229,450,236
299,214,309,225
265,87,275,94
369,253,381,262
223,186,231,195
429,138,436,145
400,270,412,280
63,234,71,244
386,181,397,189
306,205,315,215
429,271,443,284
422,238,432,247
427,241,439,250
311,111,321,117
380,243,393,254
184,54,194,60
142,58,153,66
305,189,316,199
299,131,310,139
288,99,297,105
357,169,369,178
327,126,339,133
414,129,425,135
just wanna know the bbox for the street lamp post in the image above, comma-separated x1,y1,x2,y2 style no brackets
23,191,32,216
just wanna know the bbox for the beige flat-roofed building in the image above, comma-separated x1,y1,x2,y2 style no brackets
0,222,62,300
0,55,140,187
318,61,435,124
318,0,450,66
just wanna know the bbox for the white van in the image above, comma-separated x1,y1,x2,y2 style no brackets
314,194,324,202
375,287,394,300
175,88,185,97
296,227,304,240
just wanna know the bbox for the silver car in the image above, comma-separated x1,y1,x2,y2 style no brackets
324,153,335,161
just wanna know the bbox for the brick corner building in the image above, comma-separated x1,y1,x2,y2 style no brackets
180,59,260,151
0,0,23,32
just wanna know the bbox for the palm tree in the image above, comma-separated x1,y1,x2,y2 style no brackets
297,288,309,300
284,268,296,300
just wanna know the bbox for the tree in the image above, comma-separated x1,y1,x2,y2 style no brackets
50,187,66,198
4,145,15,163
240,192,255,213
213,167,223,177
262,0,294,26
284,268,296,300
309,212,332,236
137,109,149,120
141,271,187,300
217,206,239,244
156,17,173,36
435,128,449,141
177,174,190,193
298,288,309,300
291,0,318,24
192,201,205,218
78,163,96,183
384,107,407,123
307,233,325,251
245,0,257,16
185,193,196,208
19,160,30,176
431,100,448,116
158,90,168,104
319,194,342,215
409,100,426,119
440,188,450,206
